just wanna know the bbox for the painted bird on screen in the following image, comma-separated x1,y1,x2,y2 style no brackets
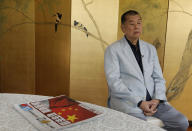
74,20,88,37
53,12,62,32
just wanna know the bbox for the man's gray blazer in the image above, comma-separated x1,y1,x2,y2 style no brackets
104,37,167,114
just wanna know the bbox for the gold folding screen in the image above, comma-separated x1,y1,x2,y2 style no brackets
164,0,192,120
0,0,71,96
0,0,35,93
70,0,119,106
35,0,71,96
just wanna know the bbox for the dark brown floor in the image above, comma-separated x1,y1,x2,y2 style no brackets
188,126,192,131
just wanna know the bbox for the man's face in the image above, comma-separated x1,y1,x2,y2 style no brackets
121,14,142,41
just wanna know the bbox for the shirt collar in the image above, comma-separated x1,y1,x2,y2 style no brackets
124,36,139,49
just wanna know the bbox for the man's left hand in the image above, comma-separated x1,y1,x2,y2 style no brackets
150,99,160,112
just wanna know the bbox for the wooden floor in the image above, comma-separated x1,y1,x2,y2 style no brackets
188,126,192,131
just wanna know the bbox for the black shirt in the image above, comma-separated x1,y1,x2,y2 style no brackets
126,38,143,74
125,36,152,103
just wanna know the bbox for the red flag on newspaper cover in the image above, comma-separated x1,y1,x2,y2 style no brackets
49,95,77,108
49,96,97,123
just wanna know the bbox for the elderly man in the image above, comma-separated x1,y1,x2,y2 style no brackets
104,10,189,131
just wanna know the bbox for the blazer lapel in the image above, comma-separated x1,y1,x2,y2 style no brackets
139,40,147,77
122,38,144,82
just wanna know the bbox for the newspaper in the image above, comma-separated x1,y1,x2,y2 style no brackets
14,95,104,131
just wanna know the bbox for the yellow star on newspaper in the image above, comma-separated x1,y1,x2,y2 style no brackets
57,112,62,115
67,114,78,123
61,109,66,111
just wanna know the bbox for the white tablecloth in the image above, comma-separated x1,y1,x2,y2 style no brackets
0,93,165,131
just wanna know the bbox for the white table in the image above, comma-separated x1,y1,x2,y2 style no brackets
0,93,165,131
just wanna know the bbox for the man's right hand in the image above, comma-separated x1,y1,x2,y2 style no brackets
139,101,157,116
